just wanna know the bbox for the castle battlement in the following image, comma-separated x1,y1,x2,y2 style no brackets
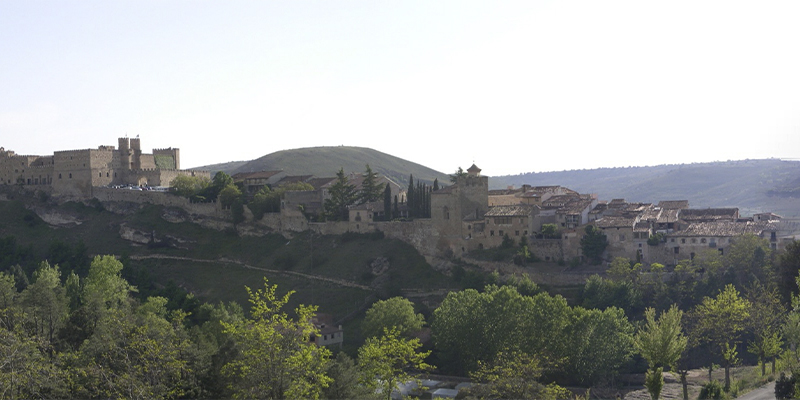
153,147,178,152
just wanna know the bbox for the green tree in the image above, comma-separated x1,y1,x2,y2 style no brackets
21,261,68,346
323,168,357,221
693,284,751,391
541,223,559,239
746,283,786,375
75,307,194,399
170,174,210,197
562,306,634,385
382,183,392,221
323,352,376,400
221,279,331,399
580,225,608,264
635,306,688,400
450,167,466,183
83,255,136,312
360,165,383,204
467,351,570,400
581,274,642,315
778,240,800,303
607,257,640,282
357,327,431,400
218,184,242,208
362,297,424,339
0,327,66,398
725,233,773,286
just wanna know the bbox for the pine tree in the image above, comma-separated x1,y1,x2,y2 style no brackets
360,164,382,204
323,168,358,221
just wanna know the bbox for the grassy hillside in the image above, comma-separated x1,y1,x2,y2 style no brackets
0,189,455,320
492,159,800,217
196,146,450,187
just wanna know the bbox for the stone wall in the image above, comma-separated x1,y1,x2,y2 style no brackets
528,239,565,262
92,187,220,216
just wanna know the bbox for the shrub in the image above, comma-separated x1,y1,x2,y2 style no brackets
699,380,724,400
775,372,795,400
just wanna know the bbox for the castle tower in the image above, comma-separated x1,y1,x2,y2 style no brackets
118,137,131,170
130,137,142,170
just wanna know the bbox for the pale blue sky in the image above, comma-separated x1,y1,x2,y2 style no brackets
2,1,799,176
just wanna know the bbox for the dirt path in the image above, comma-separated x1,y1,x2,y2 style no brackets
128,254,373,290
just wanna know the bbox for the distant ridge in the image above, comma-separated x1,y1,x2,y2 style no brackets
491,159,800,218
195,146,449,188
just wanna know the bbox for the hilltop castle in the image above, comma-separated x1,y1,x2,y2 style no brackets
0,137,208,198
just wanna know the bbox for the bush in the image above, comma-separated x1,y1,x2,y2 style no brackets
775,373,796,399
699,380,724,400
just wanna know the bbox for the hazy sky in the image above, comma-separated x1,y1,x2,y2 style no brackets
2,1,799,176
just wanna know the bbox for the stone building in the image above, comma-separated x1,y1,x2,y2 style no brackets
430,164,489,255
0,138,208,198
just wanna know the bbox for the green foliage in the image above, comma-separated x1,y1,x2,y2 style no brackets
221,278,331,399
467,351,570,400
580,225,608,264
323,168,358,221
449,166,466,183
360,164,383,204
357,327,431,400
634,306,687,371
647,232,665,246
694,284,752,391
607,257,640,281
541,223,559,239
218,184,242,208
171,174,211,198
323,352,376,400
581,274,642,315
779,240,800,303
362,297,424,339
775,372,796,399
725,234,773,286
501,233,514,249
699,380,724,400
645,367,664,400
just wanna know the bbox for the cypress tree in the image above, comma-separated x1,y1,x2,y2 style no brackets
383,183,392,221
407,175,414,218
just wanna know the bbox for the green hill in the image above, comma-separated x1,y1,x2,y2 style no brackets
197,146,450,187
491,159,800,217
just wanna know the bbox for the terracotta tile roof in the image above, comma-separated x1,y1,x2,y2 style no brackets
673,221,776,237
557,198,594,215
634,221,651,232
658,200,689,209
680,208,739,222
307,177,336,190
596,216,636,229
589,203,608,215
277,175,313,185
485,205,534,217
657,209,680,223
640,207,662,221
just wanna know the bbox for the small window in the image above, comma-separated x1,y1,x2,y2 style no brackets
99,172,102,177
674,247,680,254
69,173,72,179
515,231,519,236
490,230,494,236
499,230,504,236
58,174,62,179
701,238,706,244
670,238,675,242
681,238,686,244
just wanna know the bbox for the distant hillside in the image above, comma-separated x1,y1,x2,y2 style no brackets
196,146,449,188
491,159,800,218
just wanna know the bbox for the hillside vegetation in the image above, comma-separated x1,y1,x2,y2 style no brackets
492,159,800,217
196,146,450,187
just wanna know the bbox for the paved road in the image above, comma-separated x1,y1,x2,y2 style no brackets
736,382,776,400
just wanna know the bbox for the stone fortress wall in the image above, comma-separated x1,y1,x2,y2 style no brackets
0,138,209,199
